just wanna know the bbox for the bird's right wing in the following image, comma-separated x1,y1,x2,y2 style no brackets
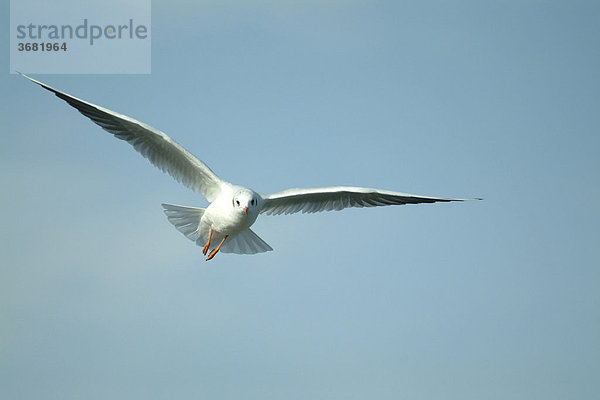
21,73,224,202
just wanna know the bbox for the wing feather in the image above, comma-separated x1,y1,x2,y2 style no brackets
260,186,479,216
21,73,224,202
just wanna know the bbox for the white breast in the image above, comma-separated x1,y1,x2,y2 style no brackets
201,189,257,235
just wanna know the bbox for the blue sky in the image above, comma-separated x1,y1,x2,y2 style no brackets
1,1,599,399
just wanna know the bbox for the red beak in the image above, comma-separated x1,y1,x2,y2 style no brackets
243,206,248,213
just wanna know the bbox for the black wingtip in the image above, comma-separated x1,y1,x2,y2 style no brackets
18,72,66,99
17,71,31,79
445,197,482,202
19,71,43,86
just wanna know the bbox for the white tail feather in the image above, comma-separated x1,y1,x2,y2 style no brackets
221,228,273,254
162,203,205,241
161,203,272,255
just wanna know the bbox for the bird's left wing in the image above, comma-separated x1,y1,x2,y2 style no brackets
260,186,479,215
20,73,224,202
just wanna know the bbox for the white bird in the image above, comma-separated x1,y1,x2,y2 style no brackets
21,73,480,261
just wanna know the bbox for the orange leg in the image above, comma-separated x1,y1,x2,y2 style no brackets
202,227,213,255
206,235,228,261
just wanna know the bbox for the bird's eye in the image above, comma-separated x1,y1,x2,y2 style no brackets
251,199,255,206
236,200,240,206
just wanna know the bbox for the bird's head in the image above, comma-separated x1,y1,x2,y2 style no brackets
233,189,260,217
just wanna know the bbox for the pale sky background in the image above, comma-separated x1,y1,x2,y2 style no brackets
1,1,599,399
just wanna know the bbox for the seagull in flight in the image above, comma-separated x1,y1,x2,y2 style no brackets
21,73,479,261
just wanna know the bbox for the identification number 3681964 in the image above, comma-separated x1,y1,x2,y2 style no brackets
18,42,67,52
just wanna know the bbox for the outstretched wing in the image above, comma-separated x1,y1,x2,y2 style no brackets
260,186,479,216
21,73,224,202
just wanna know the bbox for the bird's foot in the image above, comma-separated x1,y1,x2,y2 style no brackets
205,235,228,261
206,249,218,261
202,227,213,255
